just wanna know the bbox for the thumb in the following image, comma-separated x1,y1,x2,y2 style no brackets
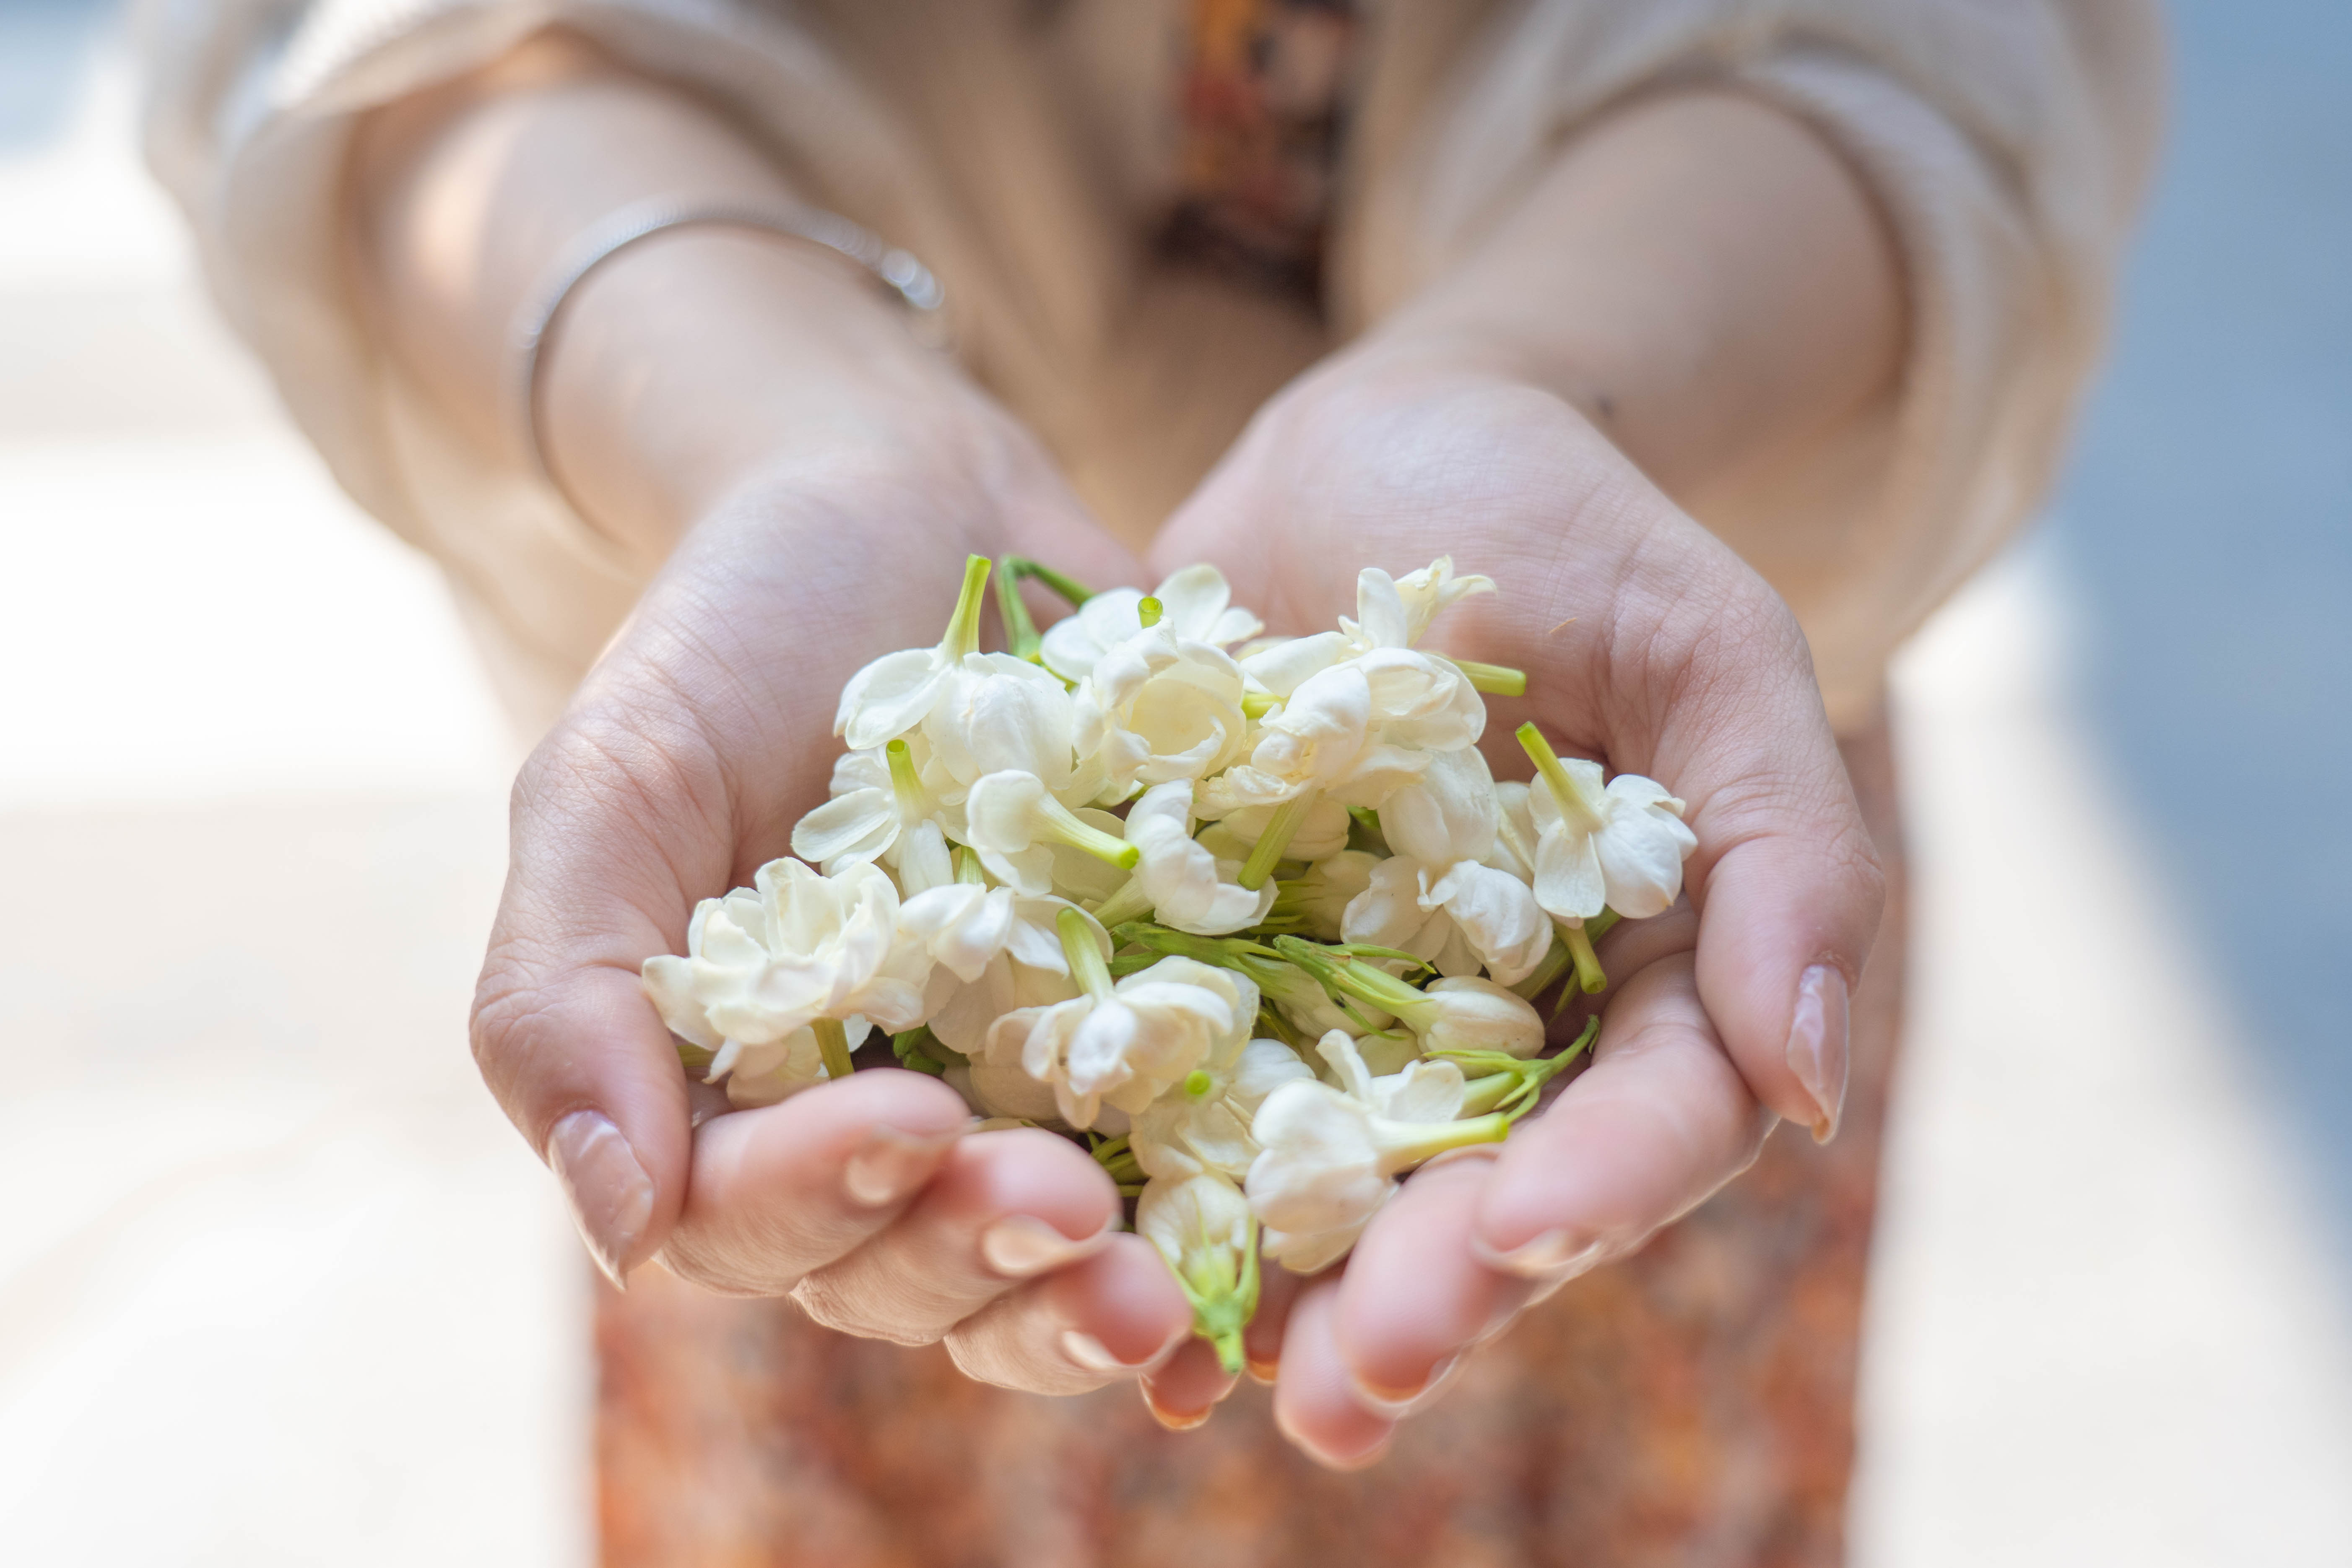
470,698,734,1285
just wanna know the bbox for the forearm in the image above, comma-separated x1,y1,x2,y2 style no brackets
349,31,993,562
1354,89,1906,507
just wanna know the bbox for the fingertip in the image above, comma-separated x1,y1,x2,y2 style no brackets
1142,1337,1240,1430
1272,1279,1395,1470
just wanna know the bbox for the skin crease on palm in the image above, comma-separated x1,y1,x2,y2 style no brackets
350,31,1899,1466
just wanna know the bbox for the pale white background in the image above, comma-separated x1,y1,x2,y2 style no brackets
2,19,2347,1568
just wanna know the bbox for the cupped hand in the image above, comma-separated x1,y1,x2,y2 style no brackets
469,419,1200,1394
1144,353,1887,1463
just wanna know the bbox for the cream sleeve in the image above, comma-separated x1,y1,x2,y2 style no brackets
1343,0,2165,731
134,0,967,730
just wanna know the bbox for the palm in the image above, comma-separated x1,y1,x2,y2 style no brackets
1146,363,1884,1463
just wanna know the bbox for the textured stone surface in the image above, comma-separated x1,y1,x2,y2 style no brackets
593,723,1907,1568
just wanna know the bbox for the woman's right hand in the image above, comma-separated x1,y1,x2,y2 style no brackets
464,366,1218,1404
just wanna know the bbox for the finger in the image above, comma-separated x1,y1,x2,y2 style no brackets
1332,1149,1533,1409
1138,1336,1241,1430
655,1069,974,1292
1603,520,1885,1140
1241,1259,1304,1385
472,707,741,1287
1473,951,1772,1283
1271,1275,1395,1470
944,1234,1192,1394
788,1127,1120,1345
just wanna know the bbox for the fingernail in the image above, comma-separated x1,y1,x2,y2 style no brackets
1786,965,1851,1143
1141,1382,1214,1432
1245,1355,1280,1386
843,1123,965,1207
1273,1401,1391,1470
1060,1327,1181,1376
547,1109,655,1290
1473,1228,1604,1282
1347,1352,1462,1418
980,1214,1108,1278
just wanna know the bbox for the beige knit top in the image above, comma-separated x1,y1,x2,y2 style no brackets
137,0,2164,734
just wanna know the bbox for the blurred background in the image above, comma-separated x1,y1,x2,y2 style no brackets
0,2,2345,1563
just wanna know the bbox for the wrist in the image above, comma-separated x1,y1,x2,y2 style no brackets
540,227,985,560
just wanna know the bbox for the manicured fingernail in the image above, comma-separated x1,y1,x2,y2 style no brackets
1347,1352,1462,1418
980,1214,1107,1278
1473,1228,1603,1282
1273,1402,1391,1470
843,1123,965,1207
1142,1382,1215,1431
1060,1327,1181,1376
547,1109,654,1290
1786,965,1850,1143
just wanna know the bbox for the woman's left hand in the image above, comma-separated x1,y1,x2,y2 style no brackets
1137,349,1887,1463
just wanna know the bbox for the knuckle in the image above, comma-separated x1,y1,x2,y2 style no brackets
788,1273,943,1347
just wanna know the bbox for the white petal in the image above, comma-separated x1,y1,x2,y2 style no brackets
1378,746,1497,865
1533,825,1606,921
1150,563,1232,640
962,770,1046,853
1354,568,1411,649
1429,860,1552,986
1594,804,1698,918
1240,631,1350,697
790,788,896,867
838,648,949,749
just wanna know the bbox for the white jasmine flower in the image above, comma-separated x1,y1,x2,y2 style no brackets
1096,781,1273,937
961,770,1140,896
1340,749,1551,984
988,917,1257,1128
920,652,1081,793
834,554,994,751
1384,556,1497,645
1246,1030,1507,1274
641,858,936,1098
1197,796,1352,864
789,736,943,874
1039,564,1264,683
1073,627,1250,793
1137,1171,1259,1373
1518,722,1698,921
1273,848,1380,941
1230,558,1493,696
1274,938,1546,1058
1132,1037,1317,1182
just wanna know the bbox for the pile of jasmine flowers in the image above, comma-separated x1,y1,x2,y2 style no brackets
642,555,1697,1371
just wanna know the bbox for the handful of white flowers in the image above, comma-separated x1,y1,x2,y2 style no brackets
641,554,1697,1373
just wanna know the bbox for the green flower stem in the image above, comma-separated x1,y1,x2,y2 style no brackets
1377,1112,1510,1170
953,845,987,886
1169,1214,1261,1375
1561,919,1607,993
1034,793,1141,870
1516,720,1603,834
941,554,993,662
1508,933,1573,1002
1443,1018,1598,1119
891,1027,950,1077
886,738,926,818
1137,595,1164,628
1238,790,1319,891
1090,874,1154,929
1059,907,1115,1001
811,1017,857,1082
1587,906,1622,942
1271,936,1431,1023
1241,691,1279,718
1454,660,1529,697
993,557,1045,662
1000,555,1097,608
